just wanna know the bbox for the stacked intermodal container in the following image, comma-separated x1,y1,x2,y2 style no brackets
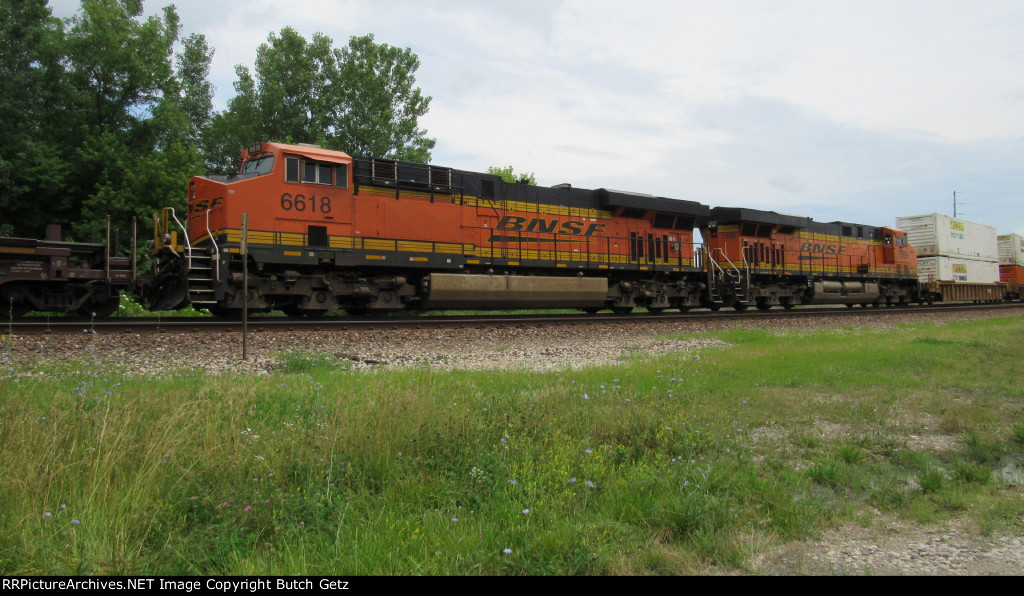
998,233,1024,266
999,233,1024,299
895,214,1000,284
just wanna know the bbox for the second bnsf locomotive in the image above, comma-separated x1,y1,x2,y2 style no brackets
142,141,921,316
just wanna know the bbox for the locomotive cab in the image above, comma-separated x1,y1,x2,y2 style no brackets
187,142,355,245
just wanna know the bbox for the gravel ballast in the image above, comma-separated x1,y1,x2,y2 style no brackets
5,307,1022,377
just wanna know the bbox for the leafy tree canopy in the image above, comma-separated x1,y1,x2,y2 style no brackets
0,0,210,239
0,1,436,243
207,29,435,172
488,165,537,185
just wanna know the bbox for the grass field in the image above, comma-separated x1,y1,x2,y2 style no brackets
1,315,1022,575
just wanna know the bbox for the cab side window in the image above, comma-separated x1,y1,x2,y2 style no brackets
286,156,334,185
286,157,300,183
336,164,348,189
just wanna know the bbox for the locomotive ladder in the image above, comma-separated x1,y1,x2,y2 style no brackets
185,247,218,308
185,211,221,309
158,207,219,311
703,247,751,305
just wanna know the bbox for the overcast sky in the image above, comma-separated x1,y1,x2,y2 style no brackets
49,0,1024,235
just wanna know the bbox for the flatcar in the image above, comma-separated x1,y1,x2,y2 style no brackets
0,220,135,317
142,142,712,315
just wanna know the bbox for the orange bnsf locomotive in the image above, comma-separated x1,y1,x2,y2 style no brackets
139,141,923,316
142,141,711,315
697,208,919,310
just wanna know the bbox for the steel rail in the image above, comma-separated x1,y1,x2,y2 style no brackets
6,302,1023,335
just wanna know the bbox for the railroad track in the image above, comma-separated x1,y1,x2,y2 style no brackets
6,302,1023,335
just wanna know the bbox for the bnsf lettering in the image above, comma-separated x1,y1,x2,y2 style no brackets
190,196,224,214
799,242,846,255
496,216,606,236
526,219,558,233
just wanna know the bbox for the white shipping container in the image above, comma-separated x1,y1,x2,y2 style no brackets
997,234,1024,266
895,213,998,261
917,256,1001,284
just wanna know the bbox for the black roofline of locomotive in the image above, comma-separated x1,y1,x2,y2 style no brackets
702,207,889,239
703,207,813,229
599,189,710,217
350,155,711,219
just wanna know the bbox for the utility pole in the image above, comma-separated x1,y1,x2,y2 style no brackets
953,191,958,218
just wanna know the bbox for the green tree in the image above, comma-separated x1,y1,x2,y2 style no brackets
204,64,259,173
59,1,205,241
63,1,178,237
488,165,537,185
0,0,66,237
332,34,434,162
175,33,215,148
207,29,435,170
0,0,214,241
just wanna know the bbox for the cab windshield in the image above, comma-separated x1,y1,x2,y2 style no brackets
241,156,274,176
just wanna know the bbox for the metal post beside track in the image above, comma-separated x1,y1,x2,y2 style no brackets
241,213,249,361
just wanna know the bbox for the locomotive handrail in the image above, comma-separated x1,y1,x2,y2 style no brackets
206,208,220,280
168,208,192,271
704,247,752,303
706,247,745,280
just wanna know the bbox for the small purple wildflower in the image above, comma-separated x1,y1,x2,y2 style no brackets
522,509,530,515
503,548,513,554
44,512,52,518
243,506,252,513
71,519,80,525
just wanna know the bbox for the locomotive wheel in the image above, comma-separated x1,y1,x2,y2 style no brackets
281,304,328,317
207,305,241,318
756,302,772,312
280,304,302,317
646,307,666,314
780,298,794,310
610,306,634,315
732,303,748,311
76,295,120,318
343,307,368,317
581,307,602,314
7,300,31,318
